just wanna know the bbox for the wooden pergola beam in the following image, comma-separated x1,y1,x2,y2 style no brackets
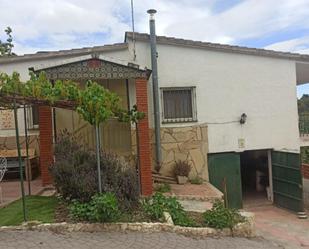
0,93,77,110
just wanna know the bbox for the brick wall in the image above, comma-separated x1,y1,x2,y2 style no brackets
39,106,53,185
135,78,153,196
302,163,309,179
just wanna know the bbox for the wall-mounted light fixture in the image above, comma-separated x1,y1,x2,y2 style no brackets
240,113,247,124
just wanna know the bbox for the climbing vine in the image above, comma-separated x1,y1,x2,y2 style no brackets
0,71,144,126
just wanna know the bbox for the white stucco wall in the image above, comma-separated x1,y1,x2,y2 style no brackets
131,40,300,153
0,40,301,154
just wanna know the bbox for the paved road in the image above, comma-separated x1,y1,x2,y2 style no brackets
0,231,282,249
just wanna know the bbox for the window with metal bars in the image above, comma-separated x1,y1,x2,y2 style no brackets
161,87,197,123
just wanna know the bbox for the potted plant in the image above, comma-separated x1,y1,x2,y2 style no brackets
173,160,191,184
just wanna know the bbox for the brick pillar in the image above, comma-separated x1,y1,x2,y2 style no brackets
136,78,153,196
302,163,309,179
39,106,53,185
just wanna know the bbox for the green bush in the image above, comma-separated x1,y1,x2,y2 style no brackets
203,200,244,229
50,131,98,202
190,176,203,185
142,193,194,226
154,183,171,193
70,193,120,222
301,147,309,164
50,131,139,209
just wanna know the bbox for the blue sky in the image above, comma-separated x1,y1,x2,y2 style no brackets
0,0,308,97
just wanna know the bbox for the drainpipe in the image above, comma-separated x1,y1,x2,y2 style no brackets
147,9,162,171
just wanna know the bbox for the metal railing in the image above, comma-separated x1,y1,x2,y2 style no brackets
299,113,309,135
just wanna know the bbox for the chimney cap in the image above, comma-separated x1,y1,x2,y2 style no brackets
147,9,157,14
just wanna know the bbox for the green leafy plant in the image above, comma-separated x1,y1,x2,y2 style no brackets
173,160,191,177
190,176,203,185
70,193,120,222
76,81,120,125
203,200,244,229
154,183,171,193
142,193,194,226
301,147,309,164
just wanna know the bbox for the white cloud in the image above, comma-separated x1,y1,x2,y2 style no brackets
0,0,131,54
265,37,309,54
153,0,309,44
1,0,309,54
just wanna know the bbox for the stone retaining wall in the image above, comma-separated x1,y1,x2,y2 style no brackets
0,212,255,238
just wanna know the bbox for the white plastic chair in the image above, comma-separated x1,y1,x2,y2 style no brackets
0,157,7,203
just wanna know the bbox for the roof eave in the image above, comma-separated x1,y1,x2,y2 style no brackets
0,43,129,65
125,32,309,62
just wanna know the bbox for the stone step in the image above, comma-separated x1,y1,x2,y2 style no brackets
153,174,177,184
178,199,213,213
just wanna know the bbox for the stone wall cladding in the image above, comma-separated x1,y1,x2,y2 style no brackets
150,125,209,180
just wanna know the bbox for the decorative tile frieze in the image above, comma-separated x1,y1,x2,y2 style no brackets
41,59,148,80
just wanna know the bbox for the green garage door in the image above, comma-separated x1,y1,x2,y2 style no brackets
272,151,303,212
208,153,242,209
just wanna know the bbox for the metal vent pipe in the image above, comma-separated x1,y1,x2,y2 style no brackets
147,9,162,171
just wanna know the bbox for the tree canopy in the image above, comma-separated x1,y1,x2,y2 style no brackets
298,94,309,114
0,27,15,57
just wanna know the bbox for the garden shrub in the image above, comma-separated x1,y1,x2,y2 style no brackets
99,152,139,209
190,176,203,185
70,193,120,222
50,131,97,202
142,193,194,226
50,131,139,209
203,200,244,229
154,183,171,193
301,147,309,164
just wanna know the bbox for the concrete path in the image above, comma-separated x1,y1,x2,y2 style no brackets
0,230,281,249
246,205,309,249
0,178,44,207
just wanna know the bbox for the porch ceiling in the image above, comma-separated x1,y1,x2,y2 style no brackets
31,54,151,80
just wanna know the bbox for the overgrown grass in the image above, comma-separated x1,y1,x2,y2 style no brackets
0,196,58,226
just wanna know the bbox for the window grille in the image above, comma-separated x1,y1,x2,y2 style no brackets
161,87,197,123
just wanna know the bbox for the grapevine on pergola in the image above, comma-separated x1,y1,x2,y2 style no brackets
0,71,143,125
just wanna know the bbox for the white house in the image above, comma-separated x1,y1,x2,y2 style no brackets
0,30,308,211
